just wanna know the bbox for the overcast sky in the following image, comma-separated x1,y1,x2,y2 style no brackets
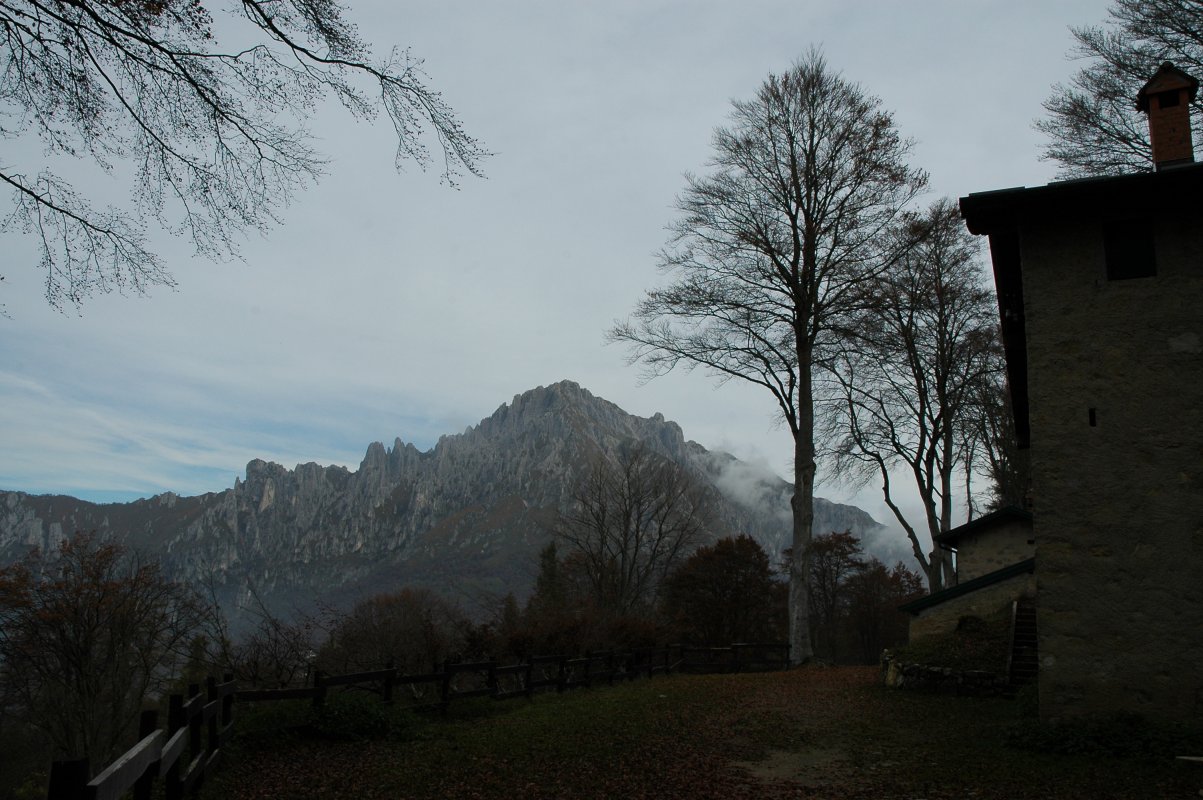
2,1,1113,541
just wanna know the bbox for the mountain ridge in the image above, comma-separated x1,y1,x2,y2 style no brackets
0,380,884,626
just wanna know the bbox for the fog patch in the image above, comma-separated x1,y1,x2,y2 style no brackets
703,451,792,523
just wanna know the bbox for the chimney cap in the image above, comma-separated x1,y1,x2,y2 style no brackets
1136,62,1199,112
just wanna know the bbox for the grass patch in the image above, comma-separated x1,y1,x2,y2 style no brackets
232,690,421,748
308,691,415,741
202,668,1202,799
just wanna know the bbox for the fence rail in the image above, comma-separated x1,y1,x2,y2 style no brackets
47,675,235,800
678,642,792,673
47,642,788,799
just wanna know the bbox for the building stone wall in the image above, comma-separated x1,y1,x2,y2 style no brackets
909,572,1036,641
1021,212,1203,723
952,519,1033,583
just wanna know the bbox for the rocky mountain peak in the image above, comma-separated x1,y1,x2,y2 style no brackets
0,381,884,629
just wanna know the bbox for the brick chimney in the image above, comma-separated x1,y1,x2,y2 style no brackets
1136,62,1199,170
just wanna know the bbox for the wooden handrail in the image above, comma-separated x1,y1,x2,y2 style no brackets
85,730,162,800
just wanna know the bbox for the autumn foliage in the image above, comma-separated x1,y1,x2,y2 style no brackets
805,530,924,663
660,535,785,645
0,533,201,768
319,588,469,675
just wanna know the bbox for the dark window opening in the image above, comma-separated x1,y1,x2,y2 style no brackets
1088,408,1097,427
1104,226,1157,280
1159,90,1181,109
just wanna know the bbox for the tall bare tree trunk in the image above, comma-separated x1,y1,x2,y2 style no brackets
610,51,926,668
789,366,817,664
789,458,816,664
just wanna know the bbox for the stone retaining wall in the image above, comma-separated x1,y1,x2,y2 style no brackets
881,653,1010,697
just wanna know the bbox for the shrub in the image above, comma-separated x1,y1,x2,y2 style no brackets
661,535,785,646
309,691,401,741
0,533,202,765
319,588,466,675
894,610,1011,673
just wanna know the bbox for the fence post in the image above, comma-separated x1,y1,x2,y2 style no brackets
132,709,159,800
165,693,184,800
312,670,326,709
440,659,452,712
206,676,219,759
383,661,395,704
732,644,741,674
187,683,202,766
487,661,498,698
524,660,534,699
46,758,89,800
556,656,567,693
222,673,235,730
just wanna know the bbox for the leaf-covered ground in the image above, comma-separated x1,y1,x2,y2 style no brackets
203,667,1202,799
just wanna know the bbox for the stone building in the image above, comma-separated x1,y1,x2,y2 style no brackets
958,63,1203,722
941,505,1035,584
900,506,1035,642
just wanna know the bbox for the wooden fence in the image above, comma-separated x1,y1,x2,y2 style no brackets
678,642,792,674
228,650,673,712
46,675,236,800
46,642,788,799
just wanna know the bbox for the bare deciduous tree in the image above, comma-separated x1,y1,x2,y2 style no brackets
319,587,465,675
969,373,1030,513
610,50,926,662
829,200,1001,590
0,533,201,770
844,559,923,664
1038,0,1203,177
555,443,709,616
219,584,323,689
0,0,488,310
798,530,922,664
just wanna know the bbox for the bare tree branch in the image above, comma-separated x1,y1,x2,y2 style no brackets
0,0,489,311
828,199,1002,589
555,442,710,616
1038,0,1203,177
